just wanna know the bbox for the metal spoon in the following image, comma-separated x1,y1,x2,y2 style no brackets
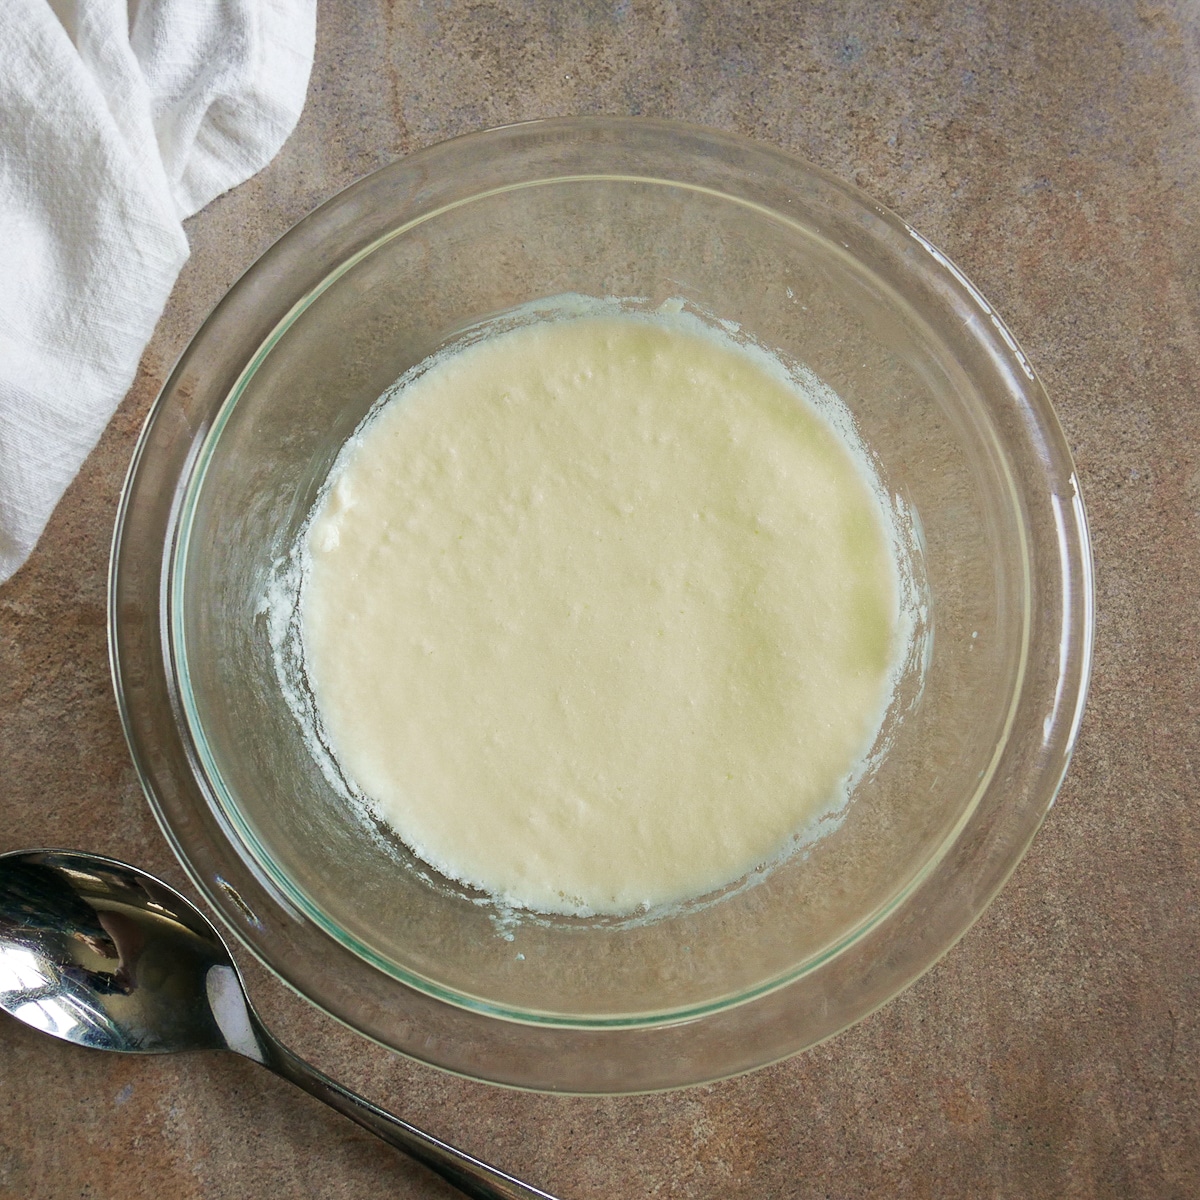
0,849,560,1200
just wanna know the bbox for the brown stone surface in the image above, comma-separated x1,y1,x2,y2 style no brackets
3,1,1199,1196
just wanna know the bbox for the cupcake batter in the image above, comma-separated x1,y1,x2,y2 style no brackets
300,309,902,915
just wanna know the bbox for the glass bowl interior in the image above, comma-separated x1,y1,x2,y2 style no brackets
110,117,1092,1092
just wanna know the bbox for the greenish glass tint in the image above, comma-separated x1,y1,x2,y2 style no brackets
110,118,1092,1093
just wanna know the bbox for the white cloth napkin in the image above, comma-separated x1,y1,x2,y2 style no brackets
0,0,316,584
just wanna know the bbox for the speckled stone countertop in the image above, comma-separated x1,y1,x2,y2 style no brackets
3,2,1199,1197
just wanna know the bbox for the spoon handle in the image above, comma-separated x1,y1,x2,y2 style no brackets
252,1030,561,1200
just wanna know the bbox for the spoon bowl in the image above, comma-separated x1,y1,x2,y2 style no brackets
0,849,558,1200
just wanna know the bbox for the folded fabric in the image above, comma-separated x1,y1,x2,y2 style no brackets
0,0,316,584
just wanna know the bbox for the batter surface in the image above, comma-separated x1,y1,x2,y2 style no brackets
300,307,903,915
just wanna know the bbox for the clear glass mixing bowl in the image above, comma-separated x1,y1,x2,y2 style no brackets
110,117,1093,1093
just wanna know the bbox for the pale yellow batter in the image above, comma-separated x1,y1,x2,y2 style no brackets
301,307,902,916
